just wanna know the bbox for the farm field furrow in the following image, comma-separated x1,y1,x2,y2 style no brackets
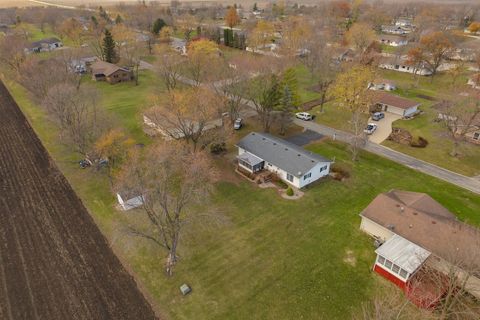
0,80,158,320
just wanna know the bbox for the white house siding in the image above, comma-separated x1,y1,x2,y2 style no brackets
379,63,432,76
297,163,330,188
359,216,395,241
238,148,330,188
380,104,418,117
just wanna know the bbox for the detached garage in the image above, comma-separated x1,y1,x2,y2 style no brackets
374,92,420,117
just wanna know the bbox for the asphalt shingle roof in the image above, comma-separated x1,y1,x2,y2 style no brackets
236,132,331,178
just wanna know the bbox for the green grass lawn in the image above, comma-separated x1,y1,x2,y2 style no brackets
83,70,163,143
5,61,480,319
292,64,321,104
376,70,480,176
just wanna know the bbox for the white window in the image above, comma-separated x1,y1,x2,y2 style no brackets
474,132,479,140
286,173,294,182
385,260,393,269
303,173,311,180
378,256,385,265
399,269,408,278
392,264,400,274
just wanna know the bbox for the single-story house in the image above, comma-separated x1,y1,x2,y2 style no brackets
381,25,411,35
26,37,63,53
116,192,145,211
373,92,420,117
360,190,480,306
433,99,480,145
90,61,133,84
395,17,414,27
236,132,332,189
170,37,187,55
70,56,97,74
369,79,397,91
378,34,408,47
468,73,480,90
378,56,432,76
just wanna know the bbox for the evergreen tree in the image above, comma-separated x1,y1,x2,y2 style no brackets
152,18,166,35
280,68,301,108
91,16,98,27
224,29,230,47
115,14,123,24
102,29,117,63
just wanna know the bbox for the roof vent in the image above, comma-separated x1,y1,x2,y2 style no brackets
273,143,277,145
285,148,288,151
432,221,437,225
396,204,401,208
400,206,404,212
298,154,301,157
262,138,266,140
412,212,418,215
409,224,413,228
387,224,395,230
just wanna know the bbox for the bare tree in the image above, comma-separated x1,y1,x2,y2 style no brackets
0,34,27,75
154,44,184,92
42,84,105,155
116,142,218,276
247,74,282,133
436,93,480,157
146,87,222,151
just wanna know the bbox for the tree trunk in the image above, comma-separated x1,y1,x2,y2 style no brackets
165,234,179,277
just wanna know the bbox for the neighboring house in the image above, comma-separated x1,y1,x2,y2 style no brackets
395,17,414,27
236,132,332,189
381,25,411,35
116,192,145,211
171,37,187,55
373,92,420,117
360,190,480,307
70,56,97,74
26,37,63,53
378,56,432,76
143,114,222,140
468,73,480,89
449,40,480,61
90,61,133,84
333,47,355,62
378,34,408,47
369,79,397,91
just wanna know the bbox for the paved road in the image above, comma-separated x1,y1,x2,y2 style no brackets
141,59,480,195
294,119,480,195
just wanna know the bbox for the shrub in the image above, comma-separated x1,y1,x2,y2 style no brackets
331,165,350,181
286,187,294,196
410,136,428,148
210,142,227,154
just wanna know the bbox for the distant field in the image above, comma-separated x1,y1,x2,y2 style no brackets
0,0,230,8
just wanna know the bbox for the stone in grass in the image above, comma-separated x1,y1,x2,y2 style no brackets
180,284,192,296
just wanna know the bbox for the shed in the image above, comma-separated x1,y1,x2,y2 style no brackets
116,192,145,211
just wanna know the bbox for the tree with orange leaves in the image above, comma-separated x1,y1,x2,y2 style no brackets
409,31,452,80
225,7,240,29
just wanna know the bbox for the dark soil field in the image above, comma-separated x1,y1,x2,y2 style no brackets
0,80,157,319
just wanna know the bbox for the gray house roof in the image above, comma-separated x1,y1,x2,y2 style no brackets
236,132,331,178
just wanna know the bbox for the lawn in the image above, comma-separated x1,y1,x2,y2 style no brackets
292,63,321,104
83,70,163,143
377,70,480,177
6,73,480,319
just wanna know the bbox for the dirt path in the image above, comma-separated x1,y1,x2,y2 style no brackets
0,80,158,319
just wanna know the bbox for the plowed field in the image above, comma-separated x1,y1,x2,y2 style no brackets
0,80,158,319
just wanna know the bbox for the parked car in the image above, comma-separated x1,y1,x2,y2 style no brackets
234,118,243,130
295,112,313,121
372,112,385,121
364,123,378,135
79,159,92,169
